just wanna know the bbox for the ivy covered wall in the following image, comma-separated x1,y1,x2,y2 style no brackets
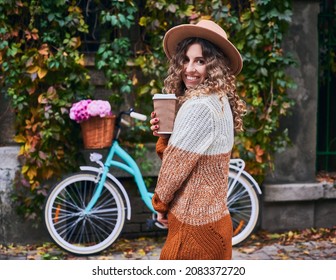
0,0,297,223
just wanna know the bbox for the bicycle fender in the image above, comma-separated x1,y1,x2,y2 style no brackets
241,170,262,195
79,166,132,220
229,165,262,195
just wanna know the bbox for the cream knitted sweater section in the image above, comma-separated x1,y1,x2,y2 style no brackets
154,94,234,226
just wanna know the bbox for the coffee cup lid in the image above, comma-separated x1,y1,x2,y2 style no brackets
152,94,177,100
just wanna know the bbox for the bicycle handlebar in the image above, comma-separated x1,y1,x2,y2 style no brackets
114,108,147,139
116,108,147,125
130,111,147,121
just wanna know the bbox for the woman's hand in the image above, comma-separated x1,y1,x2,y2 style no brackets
150,111,160,137
150,112,170,138
157,212,168,227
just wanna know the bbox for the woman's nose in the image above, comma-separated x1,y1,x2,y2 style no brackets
185,62,195,73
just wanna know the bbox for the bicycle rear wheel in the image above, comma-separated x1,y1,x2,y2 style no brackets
44,172,125,255
227,170,260,246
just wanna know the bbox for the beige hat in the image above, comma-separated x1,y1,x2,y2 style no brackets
163,20,243,75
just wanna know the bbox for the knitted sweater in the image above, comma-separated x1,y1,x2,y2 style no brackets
152,94,234,259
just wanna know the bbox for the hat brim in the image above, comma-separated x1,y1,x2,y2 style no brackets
163,24,243,75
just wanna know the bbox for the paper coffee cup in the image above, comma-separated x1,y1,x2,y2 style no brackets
152,94,177,134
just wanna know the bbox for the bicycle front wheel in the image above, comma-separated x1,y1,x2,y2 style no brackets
227,170,260,246
44,172,125,255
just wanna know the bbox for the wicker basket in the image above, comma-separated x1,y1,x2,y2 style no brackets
80,115,116,149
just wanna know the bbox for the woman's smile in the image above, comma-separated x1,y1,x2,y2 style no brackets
182,43,207,88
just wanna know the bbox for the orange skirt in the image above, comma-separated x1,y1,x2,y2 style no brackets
159,213,233,260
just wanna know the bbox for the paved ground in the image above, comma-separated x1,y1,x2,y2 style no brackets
233,240,336,260
1,228,336,260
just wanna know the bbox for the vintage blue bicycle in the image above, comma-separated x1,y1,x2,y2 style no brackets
44,108,262,255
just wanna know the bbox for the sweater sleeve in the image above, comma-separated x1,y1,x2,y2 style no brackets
156,137,169,160
152,100,215,211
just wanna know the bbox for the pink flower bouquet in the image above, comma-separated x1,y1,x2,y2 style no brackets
70,99,112,123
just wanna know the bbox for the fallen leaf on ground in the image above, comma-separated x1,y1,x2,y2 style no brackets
239,247,257,254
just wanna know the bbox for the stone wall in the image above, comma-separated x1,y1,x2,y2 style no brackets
0,146,50,244
261,0,336,232
262,182,336,231
265,0,320,183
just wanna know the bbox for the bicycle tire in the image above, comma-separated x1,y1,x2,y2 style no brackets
228,170,260,246
44,172,125,255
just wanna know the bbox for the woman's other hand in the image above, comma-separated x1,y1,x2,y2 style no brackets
157,212,168,227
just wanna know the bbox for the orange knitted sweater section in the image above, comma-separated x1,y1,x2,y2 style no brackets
152,95,234,260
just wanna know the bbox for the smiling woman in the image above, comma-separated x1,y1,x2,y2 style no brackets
149,20,246,260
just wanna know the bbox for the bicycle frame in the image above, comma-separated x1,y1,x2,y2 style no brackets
82,140,155,219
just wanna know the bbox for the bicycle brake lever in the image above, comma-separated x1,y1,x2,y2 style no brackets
120,118,130,127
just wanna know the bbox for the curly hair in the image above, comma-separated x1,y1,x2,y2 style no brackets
163,37,246,132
